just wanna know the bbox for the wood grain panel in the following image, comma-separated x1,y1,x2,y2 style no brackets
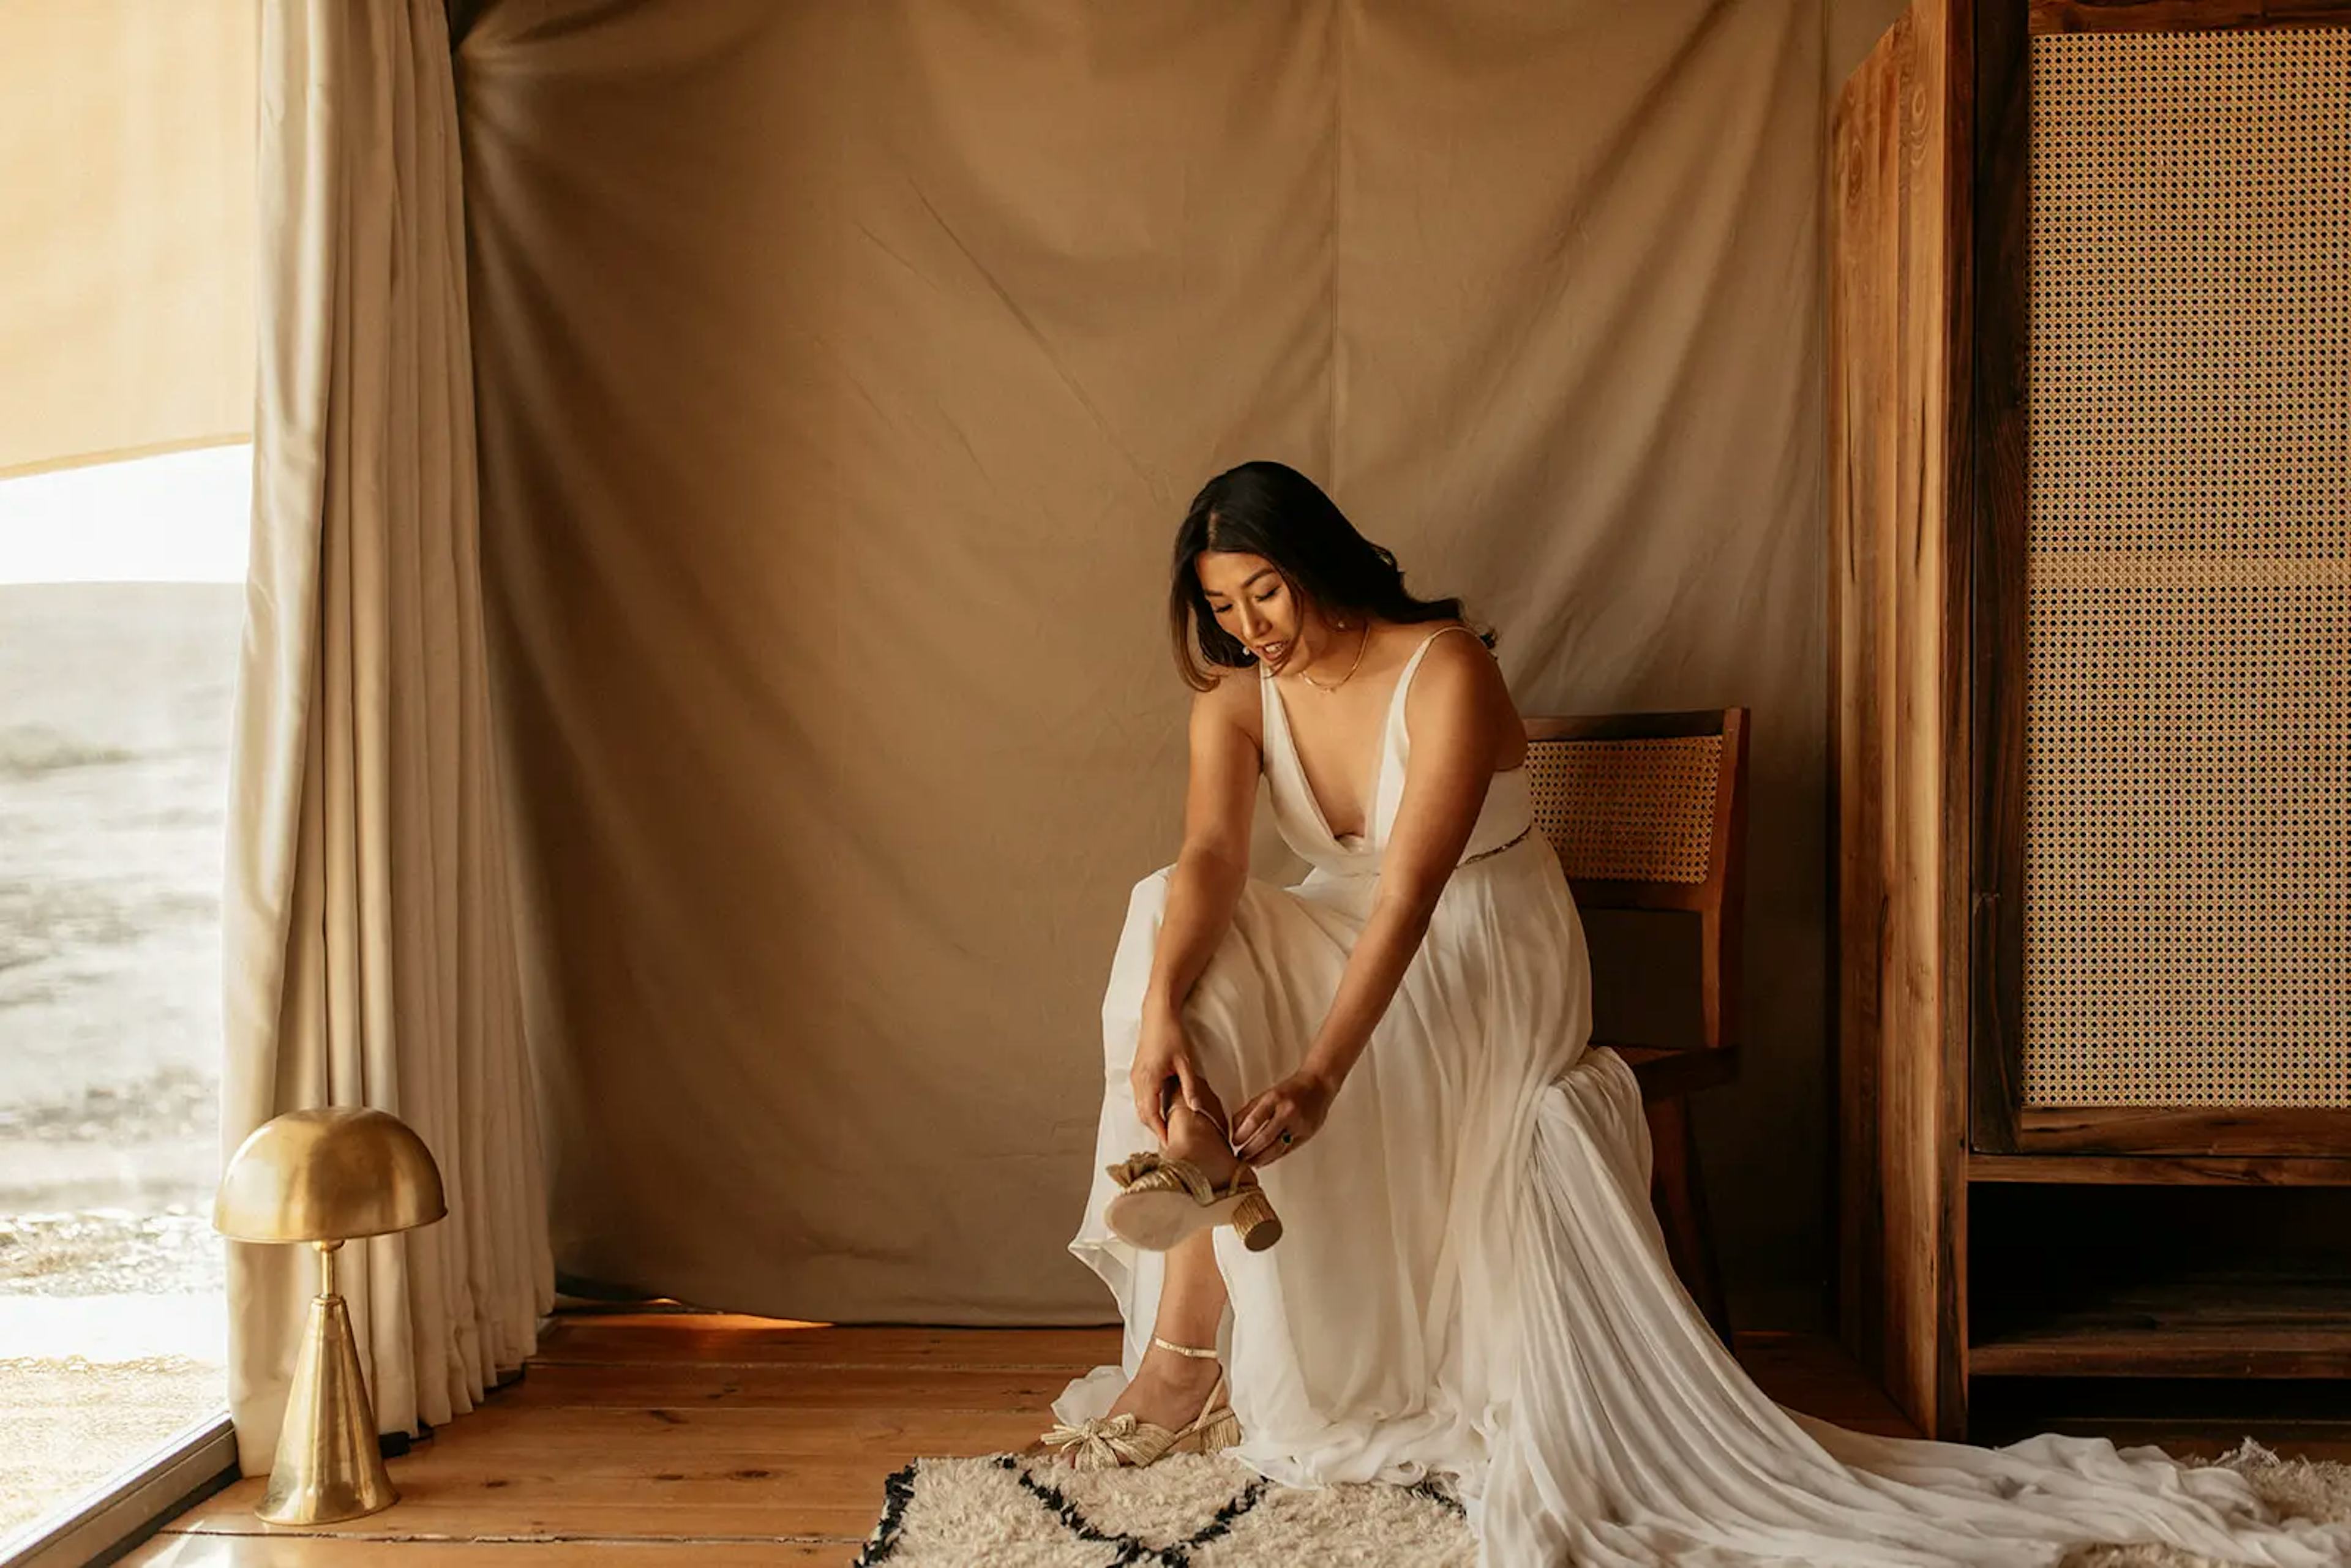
1970,0,2030,1161
1829,0,1970,1442
1971,1278,2351,1376
2030,0,2351,32
1970,1153,2351,1184
2016,1108,2351,1156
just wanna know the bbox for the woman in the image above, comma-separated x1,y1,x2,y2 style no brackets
1040,461,2346,1567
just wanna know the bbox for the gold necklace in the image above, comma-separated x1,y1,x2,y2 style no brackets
1299,621,1368,694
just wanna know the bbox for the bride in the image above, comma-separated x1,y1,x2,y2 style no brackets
1038,460,2349,1566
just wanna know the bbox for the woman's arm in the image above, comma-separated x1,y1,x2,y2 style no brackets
1232,632,1513,1161
1130,678,1261,1138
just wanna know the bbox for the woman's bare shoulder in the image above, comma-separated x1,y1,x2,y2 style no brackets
1406,622,1524,764
1411,621,1499,680
1190,664,1264,743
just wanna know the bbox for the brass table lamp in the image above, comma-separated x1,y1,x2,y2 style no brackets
214,1106,448,1525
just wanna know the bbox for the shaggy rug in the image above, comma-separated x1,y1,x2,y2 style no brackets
849,1442,2351,1567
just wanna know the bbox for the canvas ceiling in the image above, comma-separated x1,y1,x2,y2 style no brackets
0,0,253,476
454,0,1877,1328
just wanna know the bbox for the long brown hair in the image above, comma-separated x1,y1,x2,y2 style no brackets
1167,460,1491,691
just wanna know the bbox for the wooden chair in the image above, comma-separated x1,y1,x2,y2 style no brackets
1521,709,1749,1346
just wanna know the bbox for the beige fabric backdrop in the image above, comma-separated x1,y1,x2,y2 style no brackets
457,0,1879,1329
226,0,551,1475
0,0,254,477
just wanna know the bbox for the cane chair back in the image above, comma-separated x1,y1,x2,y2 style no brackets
1522,710,1750,1055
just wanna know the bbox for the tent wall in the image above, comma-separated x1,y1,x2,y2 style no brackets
456,0,1869,1327
0,0,255,478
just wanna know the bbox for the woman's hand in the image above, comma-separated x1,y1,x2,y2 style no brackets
1230,1069,1338,1166
1131,1000,1206,1144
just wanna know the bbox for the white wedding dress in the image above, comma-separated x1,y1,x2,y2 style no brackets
1054,626,2349,1567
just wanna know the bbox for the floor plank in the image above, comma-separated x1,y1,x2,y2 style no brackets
132,1542,847,1566
490,1361,1086,1413
171,1474,896,1547
245,1401,1064,1454
532,1317,1118,1370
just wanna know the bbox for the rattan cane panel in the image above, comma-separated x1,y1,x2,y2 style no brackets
2024,29,2351,1109
1524,736,1721,885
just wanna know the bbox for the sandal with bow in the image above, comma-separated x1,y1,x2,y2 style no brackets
1103,1150,1283,1253
1102,1082,1284,1253
1037,1337,1240,1469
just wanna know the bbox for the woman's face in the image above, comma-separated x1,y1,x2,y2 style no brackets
1198,550,1322,673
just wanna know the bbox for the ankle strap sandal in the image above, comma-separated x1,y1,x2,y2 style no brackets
1036,1337,1240,1471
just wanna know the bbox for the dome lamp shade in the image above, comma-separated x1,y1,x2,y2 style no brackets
213,1106,449,1525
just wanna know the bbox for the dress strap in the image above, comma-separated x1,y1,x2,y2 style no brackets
1415,623,1484,655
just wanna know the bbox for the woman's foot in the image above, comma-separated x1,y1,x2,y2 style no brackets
1163,1091,1242,1185
1053,1340,1228,1466
1103,1084,1281,1253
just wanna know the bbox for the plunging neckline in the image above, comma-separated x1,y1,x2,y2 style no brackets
1261,632,1430,848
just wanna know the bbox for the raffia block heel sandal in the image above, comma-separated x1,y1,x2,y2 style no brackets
1038,1337,1241,1469
1103,1152,1284,1253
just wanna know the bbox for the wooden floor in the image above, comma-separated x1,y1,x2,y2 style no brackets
119,1311,2327,1566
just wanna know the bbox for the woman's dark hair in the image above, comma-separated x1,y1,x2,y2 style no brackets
1168,460,1492,690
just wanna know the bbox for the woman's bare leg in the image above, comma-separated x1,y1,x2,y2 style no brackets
1075,1090,1238,1452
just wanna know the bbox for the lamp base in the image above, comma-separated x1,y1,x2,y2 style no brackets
257,1288,398,1525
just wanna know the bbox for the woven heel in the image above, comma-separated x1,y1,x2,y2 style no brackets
1168,1367,1240,1456
1228,1187,1283,1252
1186,1406,1242,1454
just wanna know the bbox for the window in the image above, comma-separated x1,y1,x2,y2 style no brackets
0,447,250,1549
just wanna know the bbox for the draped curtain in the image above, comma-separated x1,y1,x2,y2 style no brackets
223,0,551,1476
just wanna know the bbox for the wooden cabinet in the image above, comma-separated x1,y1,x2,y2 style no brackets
1830,0,2351,1441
